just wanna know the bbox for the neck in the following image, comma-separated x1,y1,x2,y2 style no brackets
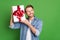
28,16,34,21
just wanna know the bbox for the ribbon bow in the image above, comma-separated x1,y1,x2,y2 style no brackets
13,5,24,21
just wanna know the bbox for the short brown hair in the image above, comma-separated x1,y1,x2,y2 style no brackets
25,5,34,12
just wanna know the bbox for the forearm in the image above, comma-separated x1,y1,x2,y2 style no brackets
10,14,13,26
27,23,36,34
27,22,40,36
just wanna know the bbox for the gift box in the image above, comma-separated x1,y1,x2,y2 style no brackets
12,5,26,22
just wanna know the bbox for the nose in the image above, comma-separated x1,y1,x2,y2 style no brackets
29,11,32,14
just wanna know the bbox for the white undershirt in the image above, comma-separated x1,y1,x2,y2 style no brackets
26,20,31,40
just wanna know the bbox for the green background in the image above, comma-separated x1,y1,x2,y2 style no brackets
0,0,60,40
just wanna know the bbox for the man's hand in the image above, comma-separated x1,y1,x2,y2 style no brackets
20,19,30,26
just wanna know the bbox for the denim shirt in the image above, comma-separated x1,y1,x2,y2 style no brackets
9,17,43,40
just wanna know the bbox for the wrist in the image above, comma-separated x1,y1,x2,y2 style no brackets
27,23,31,27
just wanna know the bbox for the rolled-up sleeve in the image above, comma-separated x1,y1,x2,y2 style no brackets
35,29,40,36
9,22,21,29
35,20,43,36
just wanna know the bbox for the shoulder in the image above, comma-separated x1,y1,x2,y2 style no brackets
34,17,42,23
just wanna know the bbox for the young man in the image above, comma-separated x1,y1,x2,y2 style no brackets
9,5,42,40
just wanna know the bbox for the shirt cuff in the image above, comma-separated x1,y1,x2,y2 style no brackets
35,29,40,36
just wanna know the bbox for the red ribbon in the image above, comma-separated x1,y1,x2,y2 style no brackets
13,5,24,22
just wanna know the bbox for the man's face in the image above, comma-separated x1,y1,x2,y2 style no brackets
26,7,34,17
